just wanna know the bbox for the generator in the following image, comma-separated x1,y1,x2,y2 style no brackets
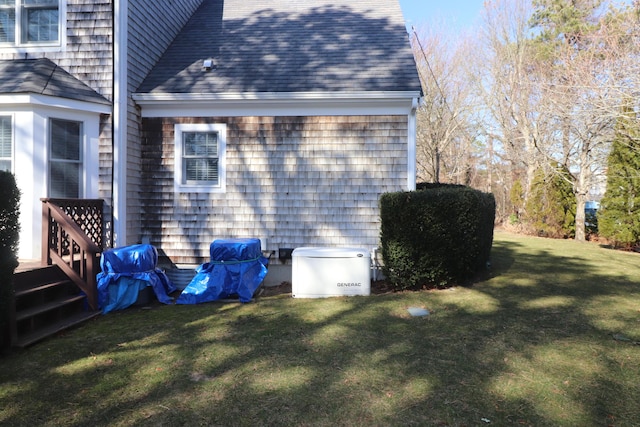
292,247,371,298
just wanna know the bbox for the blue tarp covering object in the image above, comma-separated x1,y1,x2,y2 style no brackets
176,238,268,304
97,244,176,314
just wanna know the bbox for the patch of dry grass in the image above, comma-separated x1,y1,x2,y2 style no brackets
1,231,639,426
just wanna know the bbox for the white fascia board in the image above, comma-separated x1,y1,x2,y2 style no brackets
0,93,111,114
133,91,421,117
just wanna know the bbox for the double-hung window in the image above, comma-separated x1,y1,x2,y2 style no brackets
0,0,60,47
49,118,82,198
175,123,226,193
0,116,12,172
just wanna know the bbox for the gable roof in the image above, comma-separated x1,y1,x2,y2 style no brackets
0,58,110,105
137,0,421,95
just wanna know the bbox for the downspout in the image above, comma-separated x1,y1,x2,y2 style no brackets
112,0,128,247
110,0,115,248
407,97,419,190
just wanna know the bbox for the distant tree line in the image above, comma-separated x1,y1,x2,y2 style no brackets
412,0,640,248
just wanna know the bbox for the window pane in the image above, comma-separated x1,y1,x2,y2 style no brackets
50,118,81,198
50,161,79,198
0,116,11,172
24,8,57,42
50,119,80,160
23,0,57,5
184,132,218,157
0,116,11,159
185,158,218,183
0,9,15,43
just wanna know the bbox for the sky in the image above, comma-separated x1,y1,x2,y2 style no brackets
398,0,486,32
398,0,634,32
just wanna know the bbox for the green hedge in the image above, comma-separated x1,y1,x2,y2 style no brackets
0,171,20,352
380,184,495,290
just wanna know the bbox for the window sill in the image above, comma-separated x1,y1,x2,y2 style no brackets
175,184,226,194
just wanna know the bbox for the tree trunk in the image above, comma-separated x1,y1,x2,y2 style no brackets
574,190,588,242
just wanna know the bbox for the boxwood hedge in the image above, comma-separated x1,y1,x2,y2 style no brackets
380,183,495,290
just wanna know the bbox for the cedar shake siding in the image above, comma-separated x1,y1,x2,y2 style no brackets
141,115,408,264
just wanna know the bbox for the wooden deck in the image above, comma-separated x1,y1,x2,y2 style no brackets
16,259,46,273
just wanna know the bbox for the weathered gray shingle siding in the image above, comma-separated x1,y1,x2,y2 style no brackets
59,1,113,98
125,0,204,245
141,115,408,264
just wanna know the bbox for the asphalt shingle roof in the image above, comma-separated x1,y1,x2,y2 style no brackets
0,58,110,105
137,0,421,94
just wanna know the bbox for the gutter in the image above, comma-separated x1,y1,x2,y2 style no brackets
112,0,128,247
132,91,422,103
132,91,422,118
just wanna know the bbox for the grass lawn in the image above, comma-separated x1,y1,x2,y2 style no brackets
1,231,640,426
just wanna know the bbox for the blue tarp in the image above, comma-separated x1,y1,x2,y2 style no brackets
176,238,268,304
97,244,176,313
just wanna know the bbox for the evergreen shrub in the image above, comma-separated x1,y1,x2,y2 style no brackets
0,171,20,352
380,184,495,290
525,166,575,238
598,106,640,248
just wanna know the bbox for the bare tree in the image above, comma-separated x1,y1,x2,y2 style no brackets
411,26,480,184
474,0,551,209
528,0,638,241
410,0,640,239
472,0,638,240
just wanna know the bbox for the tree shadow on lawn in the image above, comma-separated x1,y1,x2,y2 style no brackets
2,238,640,426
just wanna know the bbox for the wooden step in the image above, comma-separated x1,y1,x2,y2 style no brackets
13,265,67,293
15,280,74,298
11,263,99,349
15,294,87,322
14,310,101,348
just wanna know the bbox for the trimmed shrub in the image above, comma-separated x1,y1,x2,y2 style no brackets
0,171,20,352
380,184,495,290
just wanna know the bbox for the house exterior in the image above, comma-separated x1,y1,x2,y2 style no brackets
0,0,202,259
1,0,421,265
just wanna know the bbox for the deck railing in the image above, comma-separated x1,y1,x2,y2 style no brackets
41,198,104,310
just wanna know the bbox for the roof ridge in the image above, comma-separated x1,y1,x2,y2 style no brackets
38,58,57,96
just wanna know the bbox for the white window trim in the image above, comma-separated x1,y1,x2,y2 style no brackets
0,99,102,260
0,0,66,53
174,123,226,194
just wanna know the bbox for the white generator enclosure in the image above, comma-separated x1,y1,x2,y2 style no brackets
292,247,371,298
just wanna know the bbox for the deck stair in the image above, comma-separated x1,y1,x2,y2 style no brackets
13,264,100,348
